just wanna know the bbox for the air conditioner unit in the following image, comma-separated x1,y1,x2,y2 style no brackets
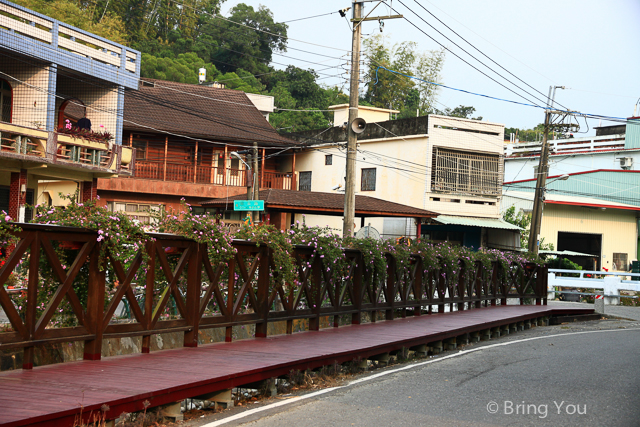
619,157,633,169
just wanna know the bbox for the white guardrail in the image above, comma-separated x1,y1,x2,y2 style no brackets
548,269,640,305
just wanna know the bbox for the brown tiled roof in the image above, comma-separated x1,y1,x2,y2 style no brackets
202,189,438,218
123,79,299,147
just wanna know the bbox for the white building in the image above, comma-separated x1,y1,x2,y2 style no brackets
503,118,640,270
284,105,521,250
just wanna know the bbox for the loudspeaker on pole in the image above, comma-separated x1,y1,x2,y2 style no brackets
351,118,367,134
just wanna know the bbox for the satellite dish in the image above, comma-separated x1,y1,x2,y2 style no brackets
351,118,367,134
355,226,380,240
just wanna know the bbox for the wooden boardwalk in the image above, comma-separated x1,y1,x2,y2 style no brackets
0,305,593,427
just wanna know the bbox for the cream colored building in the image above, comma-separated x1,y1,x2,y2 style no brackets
284,106,520,249
503,172,640,271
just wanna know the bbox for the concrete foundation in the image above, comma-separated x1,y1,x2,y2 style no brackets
194,389,234,409
160,401,183,422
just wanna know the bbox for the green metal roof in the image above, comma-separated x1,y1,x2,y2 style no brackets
504,170,640,207
431,215,522,231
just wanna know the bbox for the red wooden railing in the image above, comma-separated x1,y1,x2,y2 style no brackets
133,161,293,189
261,171,293,190
0,224,547,369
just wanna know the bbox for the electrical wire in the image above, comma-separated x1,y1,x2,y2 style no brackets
388,1,544,108
408,0,572,112
178,2,351,53
279,11,339,24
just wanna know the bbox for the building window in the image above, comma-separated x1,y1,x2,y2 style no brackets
132,140,147,160
431,147,501,196
108,202,163,224
325,154,332,165
299,171,312,191
0,79,12,123
361,168,376,191
613,253,628,271
230,157,240,176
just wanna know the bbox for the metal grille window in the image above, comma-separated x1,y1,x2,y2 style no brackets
1,79,12,123
325,154,332,165
431,148,502,196
613,253,628,271
361,168,376,191
299,171,312,191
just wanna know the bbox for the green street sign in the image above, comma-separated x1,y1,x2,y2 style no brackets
234,200,264,211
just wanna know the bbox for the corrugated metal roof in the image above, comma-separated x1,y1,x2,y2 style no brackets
503,170,640,207
539,250,595,257
431,215,522,231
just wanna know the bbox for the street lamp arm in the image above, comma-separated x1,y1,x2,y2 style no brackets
230,151,251,170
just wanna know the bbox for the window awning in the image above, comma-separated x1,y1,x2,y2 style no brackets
428,215,522,231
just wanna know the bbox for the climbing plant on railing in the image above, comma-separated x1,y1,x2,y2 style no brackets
157,200,236,265
32,194,148,269
12,194,151,326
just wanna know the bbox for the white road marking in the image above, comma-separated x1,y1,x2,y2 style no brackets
202,327,640,426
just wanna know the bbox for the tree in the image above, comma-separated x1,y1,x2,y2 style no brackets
503,206,531,248
266,66,348,132
205,4,288,76
436,105,483,121
503,205,554,251
141,52,220,84
505,123,566,143
362,34,445,116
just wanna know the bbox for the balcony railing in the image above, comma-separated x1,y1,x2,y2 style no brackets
0,121,134,174
134,160,293,189
0,0,140,87
505,134,626,157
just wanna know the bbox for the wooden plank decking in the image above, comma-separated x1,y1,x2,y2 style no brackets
0,305,593,427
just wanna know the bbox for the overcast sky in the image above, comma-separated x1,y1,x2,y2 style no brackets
224,0,640,133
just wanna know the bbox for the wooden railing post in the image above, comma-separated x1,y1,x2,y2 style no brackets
457,259,466,312
474,261,482,309
352,251,362,325
309,253,322,331
255,246,270,338
22,232,41,369
184,242,201,347
490,261,498,307
225,255,235,342
142,240,155,353
385,253,396,321
438,271,445,313
84,241,106,360
412,255,423,316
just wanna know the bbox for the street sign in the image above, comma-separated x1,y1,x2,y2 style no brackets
234,200,264,211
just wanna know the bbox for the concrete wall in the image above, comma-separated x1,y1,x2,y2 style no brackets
426,115,504,218
330,104,398,127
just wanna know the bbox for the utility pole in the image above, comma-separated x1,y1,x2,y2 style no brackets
343,1,362,238
246,150,253,222
253,141,259,223
343,1,402,238
528,86,565,254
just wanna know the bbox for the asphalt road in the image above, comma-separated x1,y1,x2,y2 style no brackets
191,318,640,427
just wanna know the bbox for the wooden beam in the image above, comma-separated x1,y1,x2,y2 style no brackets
261,148,265,189
163,136,168,181
291,152,296,191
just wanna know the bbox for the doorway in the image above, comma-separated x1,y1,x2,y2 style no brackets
557,232,602,270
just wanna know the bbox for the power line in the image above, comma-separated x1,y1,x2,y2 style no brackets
389,1,544,108
178,2,351,54
280,11,339,24
408,0,571,112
